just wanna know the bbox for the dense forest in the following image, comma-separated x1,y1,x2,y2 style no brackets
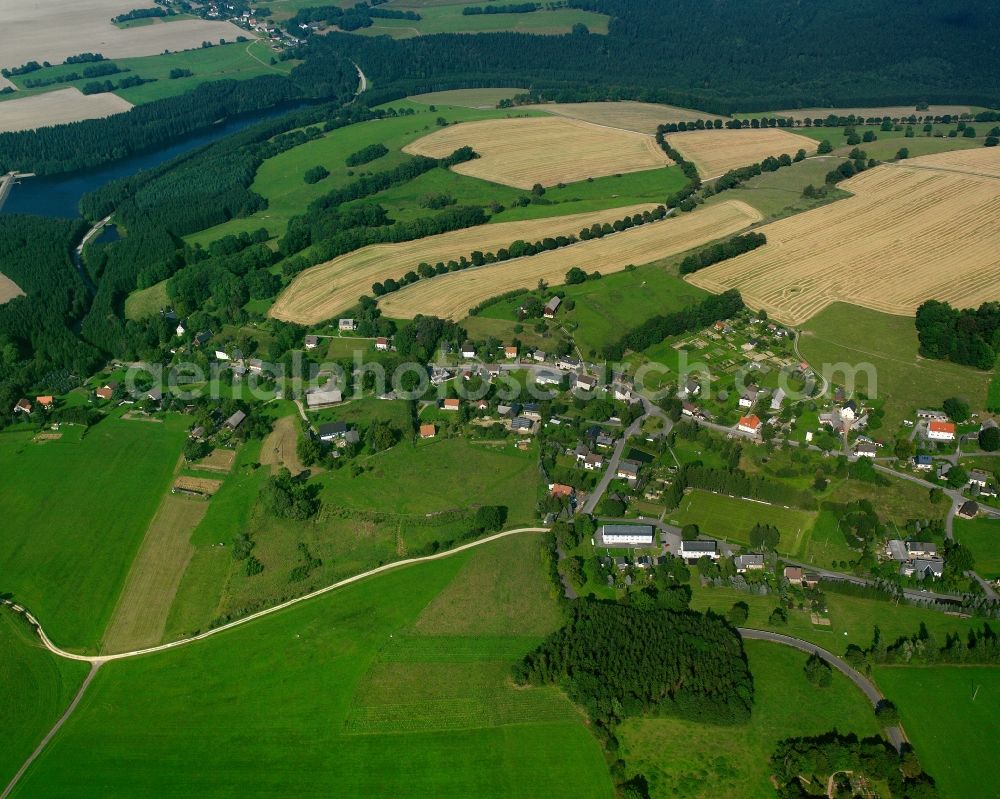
309,0,1000,113
915,299,1000,370
513,600,754,728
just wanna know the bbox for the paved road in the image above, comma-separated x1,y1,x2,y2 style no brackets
738,628,907,751
581,405,652,514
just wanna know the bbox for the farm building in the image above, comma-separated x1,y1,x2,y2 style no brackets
927,420,955,441
543,296,562,318
318,422,359,446
511,416,535,434
535,370,563,386
306,387,343,410
224,410,246,431
680,539,719,562
596,524,655,547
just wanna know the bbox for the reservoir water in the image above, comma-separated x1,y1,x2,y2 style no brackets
1,104,301,218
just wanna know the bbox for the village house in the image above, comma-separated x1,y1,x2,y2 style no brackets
596,524,654,548
549,483,574,498
682,378,701,398
636,555,654,569
224,410,246,431
474,399,489,412
783,566,804,586
573,374,598,392
613,382,633,402
175,321,187,337
906,541,937,559
504,345,518,359
511,416,535,434
193,330,212,348
854,440,878,458
13,398,31,415
617,460,641,481
535,370,562,386
901,558,945,580
913,454,934,470
532,350,546,362
35,395,54,410
803,572,820,588
248,359,265,374
375,337,390,351
521,403,541,421
584,453,604,471
927,420,956,441
957,500,980,519
556,355,581,370
738,414,762,436
338,318,356,332
460,342,476,359
574,443,591,463
442,398,460,411
739,385,759,408
95,381,118,401
841,399,858,421
680,539,719,562
770,388,786,411
596,431,616,449
968,470,991,489
304,335,320,350
734,553,765,573
543,296,562,318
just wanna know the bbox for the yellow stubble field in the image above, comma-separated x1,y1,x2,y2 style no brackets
0,273,25,304
685,149,1000,324
269,203,659,325
402,116,672,188
540,101,727,135
378,200,762,321
668,128,818,177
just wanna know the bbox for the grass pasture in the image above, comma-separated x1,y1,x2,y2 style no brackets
123,279,168,320
540,101,726,135
668,127,818,177
953,517,1000,579
8,537,612,799
874,666,1000,799
799,303,992,426
403,116,672,188
270,203,657,324
0,416,189,652
0,612,90,789
409,87,527,107
687,152,1000,324
668,490,816,556
618,639,881,799
380,199,761,320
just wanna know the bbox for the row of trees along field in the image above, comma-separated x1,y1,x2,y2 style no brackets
915,299,1000,371
0,49,360,175
0,216,101,422
309,0,1000,114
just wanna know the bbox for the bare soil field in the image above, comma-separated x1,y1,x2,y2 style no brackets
0,272,25,304
270,203,659,324
194,448,237,473
541,101,727,134
379,200,762,321
668,128,818,177
259,415,318,475
402,117,672,188
686,152,1000,324
100,493,207,653
767,105,977,120
0,0,251,73
173,475,223,496
0,87,133,133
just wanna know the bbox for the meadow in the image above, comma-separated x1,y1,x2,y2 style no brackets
687,152,1000,324
270,203,657,324
403,116,671,188
874,666,1000,799
798,302,992,428
409,87,527,108
379,200,761,320
667,490,816,556
0,415,190,652
668,127,818,177
0,612,89,789
953,517,1000,580
617,639,881,799
8,535,612,798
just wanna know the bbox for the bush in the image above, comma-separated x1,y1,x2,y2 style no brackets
303,165,330,184
803,653,833,687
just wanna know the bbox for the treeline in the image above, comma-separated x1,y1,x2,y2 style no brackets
463,3,539,14
513,601,754,728
372,205,667,299
681,466,817,510
20,62,125,89
113,7,168,23
603,288,743,359
285,3,419,35
708,149,807,196
0,215,100,425
864,622,1000,666
771,732,940,799
680,232,766,274
345,142,388,166
81,74,153,95
654,127,700,209
915,299,1000,370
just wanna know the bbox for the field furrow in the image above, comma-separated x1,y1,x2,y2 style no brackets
379,200,762,320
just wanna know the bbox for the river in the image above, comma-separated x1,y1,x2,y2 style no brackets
0,104,302,219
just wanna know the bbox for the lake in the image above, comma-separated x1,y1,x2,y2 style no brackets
1,104,302,219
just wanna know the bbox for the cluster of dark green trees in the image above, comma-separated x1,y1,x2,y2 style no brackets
513,600,754,728
708,149,807,197
261,467,321,520
676,464,817,511
771,732,939,799
284,2,419,35
654,127,700,209
603,288,743,359
679,232,766,275
345,142,388,166
20,61,125,89
859,622,1000,666
463,3,540,14
915,299,1000,370
112,7,168,23
303,0,1000,115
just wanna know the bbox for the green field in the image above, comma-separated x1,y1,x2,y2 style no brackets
124,280,169,320
0,416,189,652
0,613,90,788
8,535,612,798
669,490,816,556
618,639,881,799
2,41,289,106
954,517,1000,580
797,510,862,568
351,2,609,38
799,302,993,430
875,666,1000,799
409,87,527,108
791,124,987,160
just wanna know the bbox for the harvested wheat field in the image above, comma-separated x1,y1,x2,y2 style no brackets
903,147,1000,179
668,128,817,177
172,475,222,496
194,448,237,473
402,117,671,188
0,87,133,133
769,105,975,120
542,101,726,135
686,153,1000,325
0,272,25,304
379,200,761,320
270,204,658,324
